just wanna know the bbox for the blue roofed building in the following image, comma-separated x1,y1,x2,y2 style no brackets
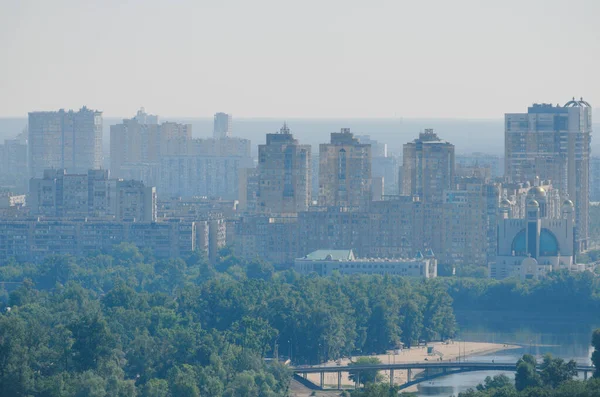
491,186,579,280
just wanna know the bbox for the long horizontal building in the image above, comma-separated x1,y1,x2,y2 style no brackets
0,218,226,264
294,249,437,278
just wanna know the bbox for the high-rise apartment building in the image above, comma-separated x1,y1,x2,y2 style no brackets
157,135,252,200
213,112,232,139
256,123,311,214
159,155,247,199
402,129,455,203
319,128,371,209
28,107,103,177
505,99,592,251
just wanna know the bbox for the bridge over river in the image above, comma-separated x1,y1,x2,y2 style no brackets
292,361,596,391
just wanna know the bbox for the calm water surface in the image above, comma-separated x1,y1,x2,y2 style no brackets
416,312,597,397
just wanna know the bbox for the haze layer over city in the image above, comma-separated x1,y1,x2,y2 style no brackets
1,1,600,397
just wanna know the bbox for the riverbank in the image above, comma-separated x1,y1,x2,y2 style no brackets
301,341,520,393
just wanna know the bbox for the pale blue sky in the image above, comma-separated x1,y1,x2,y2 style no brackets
0,0,598,118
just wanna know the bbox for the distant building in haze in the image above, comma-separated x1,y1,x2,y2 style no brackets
213,112,232,139
505,99,592,251
134,107,158,125
257,123,311,214
28,107,103,178
319,128,371,209
110,110,191,181
357,135,399,195
0,130,28,190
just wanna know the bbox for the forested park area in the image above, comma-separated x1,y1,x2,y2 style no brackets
1,244,600,396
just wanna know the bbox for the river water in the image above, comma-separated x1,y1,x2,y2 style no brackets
416,312,598,397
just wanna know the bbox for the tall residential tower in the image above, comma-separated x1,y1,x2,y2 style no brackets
319,128,372,209
402,129,455,204
257,123,311,214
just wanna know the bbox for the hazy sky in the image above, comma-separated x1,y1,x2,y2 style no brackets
0,0,598,118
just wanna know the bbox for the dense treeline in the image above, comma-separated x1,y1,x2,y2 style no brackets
455,353,600,397
446,270,600,314
0,244,456,396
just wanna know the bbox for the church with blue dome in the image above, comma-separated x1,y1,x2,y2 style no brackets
491,186,575,280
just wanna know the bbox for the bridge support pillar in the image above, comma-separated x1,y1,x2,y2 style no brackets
303,373,307,379
320,372,324,389
337,371,342,390
390,369,394,386
407,368,412,383
584,371,588,380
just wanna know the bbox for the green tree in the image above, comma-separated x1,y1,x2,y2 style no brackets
168,365,200,397
591,328,600,377
400,300,423,348
476,374,512,391
539,354,578,389
70,312,115,371
515,354,541,391
142,378,169,397
223,371,260,397
350,383,401,396
348,357,382,386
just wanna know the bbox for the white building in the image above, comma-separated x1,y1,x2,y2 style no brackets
295,249,437,278
491,187,576,280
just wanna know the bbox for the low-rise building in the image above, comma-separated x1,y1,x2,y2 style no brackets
294,249,436,278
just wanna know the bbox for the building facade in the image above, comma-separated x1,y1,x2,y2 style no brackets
491,188,576,280
110,115,192,179
505,99,592,251
29,107,102,178
591,157,600,202
28,169,157,221
0,219,208,263
441,183,500,266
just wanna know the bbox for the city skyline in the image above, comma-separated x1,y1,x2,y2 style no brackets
1,0,598,118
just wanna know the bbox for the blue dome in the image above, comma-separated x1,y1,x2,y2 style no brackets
511,229,526,255
540,229,559,256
